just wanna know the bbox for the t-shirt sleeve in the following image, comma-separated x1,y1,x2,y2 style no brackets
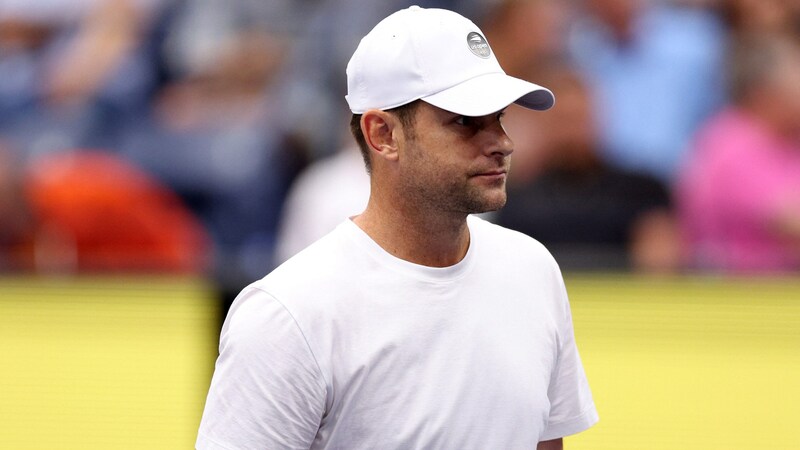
540,269,599,441
196,286,326,449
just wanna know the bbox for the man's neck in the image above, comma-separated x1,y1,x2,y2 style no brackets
352,198,471,268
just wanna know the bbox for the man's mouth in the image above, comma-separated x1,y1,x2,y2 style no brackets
471,169,508,181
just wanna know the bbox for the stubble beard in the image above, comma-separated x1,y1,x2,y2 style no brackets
402,153,509,216
461,176,508,213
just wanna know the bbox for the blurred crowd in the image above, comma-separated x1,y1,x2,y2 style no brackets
1,0,800,293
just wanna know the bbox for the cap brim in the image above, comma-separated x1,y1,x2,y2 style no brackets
421,72,554,116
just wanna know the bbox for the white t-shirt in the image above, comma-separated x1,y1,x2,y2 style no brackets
197,216,598,449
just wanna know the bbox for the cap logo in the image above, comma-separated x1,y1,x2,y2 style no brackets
466,32,490,59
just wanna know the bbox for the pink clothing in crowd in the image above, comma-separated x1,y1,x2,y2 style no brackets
677,107,800,273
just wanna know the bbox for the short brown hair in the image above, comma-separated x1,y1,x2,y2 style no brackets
349,101,420,174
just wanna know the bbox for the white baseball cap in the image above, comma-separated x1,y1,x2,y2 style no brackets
345,6,555,116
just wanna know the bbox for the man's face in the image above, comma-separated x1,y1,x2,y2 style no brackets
395,102,514,215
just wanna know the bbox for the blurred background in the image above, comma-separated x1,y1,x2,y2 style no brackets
0,0,799,448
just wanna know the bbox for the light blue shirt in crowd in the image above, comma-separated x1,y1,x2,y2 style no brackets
568,3,726,183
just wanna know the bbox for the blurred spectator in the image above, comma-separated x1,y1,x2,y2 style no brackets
717,0,800,37
274,148,370,264
482,0,572,79
119,0,310,289
498,68,681,272
676,34,800,273
0,149,209,273
0,0,163,157
0,145,34,270
568,0,726,183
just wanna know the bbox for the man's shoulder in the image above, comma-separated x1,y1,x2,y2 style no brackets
256,222,359,297
471,215,547,245
470,215,558,266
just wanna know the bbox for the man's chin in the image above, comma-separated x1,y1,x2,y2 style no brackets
468,193,507,214
480,199,507,213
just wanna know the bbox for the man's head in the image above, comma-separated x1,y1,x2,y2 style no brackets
731,33,800,139
536,68,598,171
346,6,554,213
584,0,641,41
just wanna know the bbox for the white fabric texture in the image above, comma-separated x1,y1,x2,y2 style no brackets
197,216,598,449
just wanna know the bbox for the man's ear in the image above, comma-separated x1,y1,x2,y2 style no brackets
362,110,400,163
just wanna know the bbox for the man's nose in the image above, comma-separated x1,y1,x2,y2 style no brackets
486,121,514,157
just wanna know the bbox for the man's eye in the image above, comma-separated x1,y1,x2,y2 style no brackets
455,116,474,127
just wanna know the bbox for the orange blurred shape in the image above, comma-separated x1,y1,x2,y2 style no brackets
25,151,211,274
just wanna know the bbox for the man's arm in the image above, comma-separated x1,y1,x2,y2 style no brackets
537,438,563,450
537,265,598,442
197,287,326,449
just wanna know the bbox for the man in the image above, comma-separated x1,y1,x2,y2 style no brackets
498,67,680,273
197,6,597,449
568,0,725,182
677,34,800,272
